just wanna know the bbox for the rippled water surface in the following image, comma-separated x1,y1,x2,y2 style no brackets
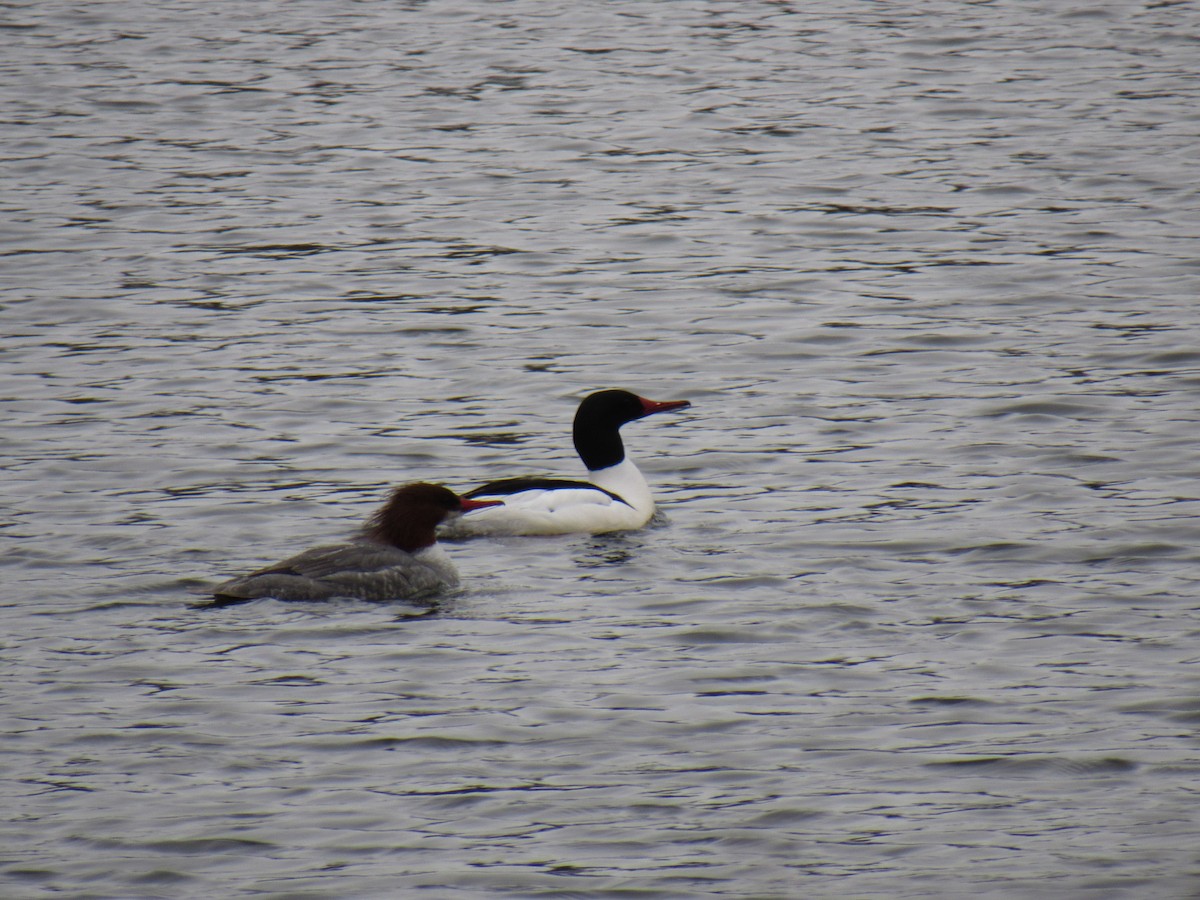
4,1,1200,896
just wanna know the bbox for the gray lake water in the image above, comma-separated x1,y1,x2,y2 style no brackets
4,1,1200,897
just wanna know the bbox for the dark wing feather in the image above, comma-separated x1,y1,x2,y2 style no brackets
464,477,626,504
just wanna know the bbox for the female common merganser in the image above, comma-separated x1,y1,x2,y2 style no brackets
442,389,691,537
208,483,501,604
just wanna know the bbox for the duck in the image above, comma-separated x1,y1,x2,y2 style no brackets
207,483,501,605
441,389,691,537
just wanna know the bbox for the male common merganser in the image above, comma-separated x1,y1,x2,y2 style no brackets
441,389,692,537
207,483,501,604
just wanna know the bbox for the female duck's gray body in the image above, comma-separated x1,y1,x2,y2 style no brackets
210,483,499,604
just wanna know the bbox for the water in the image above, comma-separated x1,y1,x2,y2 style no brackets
4,1,1200,896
